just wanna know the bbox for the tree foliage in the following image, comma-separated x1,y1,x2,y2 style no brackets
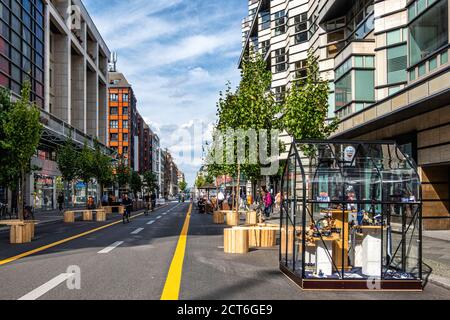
115,156,130,192
129,171,143,198
91,140,114,197
143,171,158,194
179,180,187,193
282,51,338,142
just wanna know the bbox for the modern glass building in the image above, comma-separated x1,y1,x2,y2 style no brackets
0,0,45,107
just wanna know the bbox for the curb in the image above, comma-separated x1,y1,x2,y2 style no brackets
428,275,450,291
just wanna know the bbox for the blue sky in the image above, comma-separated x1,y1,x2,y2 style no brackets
83,0,247,185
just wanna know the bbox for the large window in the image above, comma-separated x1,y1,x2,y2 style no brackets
335,72,352,109
274,10,286,36
409,0,448,66
355,70,374,101
110,120,119,129
261,12,270,30
273,48,288,73
293,13,308,44
387,45,407,84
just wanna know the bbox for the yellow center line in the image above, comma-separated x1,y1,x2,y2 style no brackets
0,204,170,266
160,203,192,301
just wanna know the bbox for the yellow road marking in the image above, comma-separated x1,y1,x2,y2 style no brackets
161,203,192,300
0,205,171,266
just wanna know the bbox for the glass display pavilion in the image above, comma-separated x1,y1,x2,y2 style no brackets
280,140,423,290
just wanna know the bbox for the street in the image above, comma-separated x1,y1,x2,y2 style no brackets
0,203,449,300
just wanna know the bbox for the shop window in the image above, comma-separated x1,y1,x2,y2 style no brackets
409,0,448,66
387,45,407,84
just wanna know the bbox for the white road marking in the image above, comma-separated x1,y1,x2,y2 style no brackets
18,273,74,300
156,216,162,219
131,228,144,235
147,220,155,225
98,241,124,254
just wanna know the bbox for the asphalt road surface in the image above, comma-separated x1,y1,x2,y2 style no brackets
0,202,449,300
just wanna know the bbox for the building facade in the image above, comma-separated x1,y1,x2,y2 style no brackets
241,0,449,230
1,0,111,211
108,71,137,169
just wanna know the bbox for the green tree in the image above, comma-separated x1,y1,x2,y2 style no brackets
57,133,81,209
78,142,95,207
129,171,143,199
195,175,206,190
92,140,114,203
143,171,158,195
282,51,338,142
179,180,187,194
1,82,43,219
213,53,281,210
0,88,19,194
115,156,130,194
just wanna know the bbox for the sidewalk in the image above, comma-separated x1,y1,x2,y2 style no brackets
423,230,450,290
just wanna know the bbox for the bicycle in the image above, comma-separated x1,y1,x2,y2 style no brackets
123,206,131,224
144,202,151,216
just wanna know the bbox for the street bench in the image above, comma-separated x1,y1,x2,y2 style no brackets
102,206,125,215
64,209,107,223
0,220,38,244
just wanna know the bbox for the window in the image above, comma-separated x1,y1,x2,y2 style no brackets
335,72,352,108
123,147,129,154
110,133,118,141
122,107,128,115
293,13,308,44
387,45,407,84
261,12,270,30
123,120,129,129
386,29,403,45
274,86,286,103
110,93,119,102
123,133,129,141
273,48,288,73
123,93,129,102
295,60,307,79
110,120,119,129
260,40,270,56
409,0,448,66
355,70,375,101
274,11,286,36
110,107,118,115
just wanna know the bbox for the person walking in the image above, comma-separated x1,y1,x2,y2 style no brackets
217,190,225,210
151,192,157,212
57,193,64,214
264,189,273,219
144,193,151,216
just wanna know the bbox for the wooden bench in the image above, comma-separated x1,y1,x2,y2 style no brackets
0,220,37,244
102,206,125,215
64,209,107,223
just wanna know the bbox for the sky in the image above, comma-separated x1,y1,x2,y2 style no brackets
83,0,248,186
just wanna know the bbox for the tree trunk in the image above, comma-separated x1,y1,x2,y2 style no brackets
85,182,89,209
18,169,25,221
236,164,241,214
231,177,235,211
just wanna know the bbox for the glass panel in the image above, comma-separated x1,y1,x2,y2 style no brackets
335,72,352,108
355,70,375,101
409,0,448,66
387,29,402,45
387,45,407,84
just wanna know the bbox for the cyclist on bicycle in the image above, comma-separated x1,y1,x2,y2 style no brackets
122,194,133,224
151,193,157,212
144,193,151,216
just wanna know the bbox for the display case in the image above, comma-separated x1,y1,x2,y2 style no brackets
280,140,422,290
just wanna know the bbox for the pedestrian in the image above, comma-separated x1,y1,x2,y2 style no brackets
217,190,225,210
144,193,151,215
264,189,273,218
151,192,157,212
57,192,64,214
102,194,108,207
